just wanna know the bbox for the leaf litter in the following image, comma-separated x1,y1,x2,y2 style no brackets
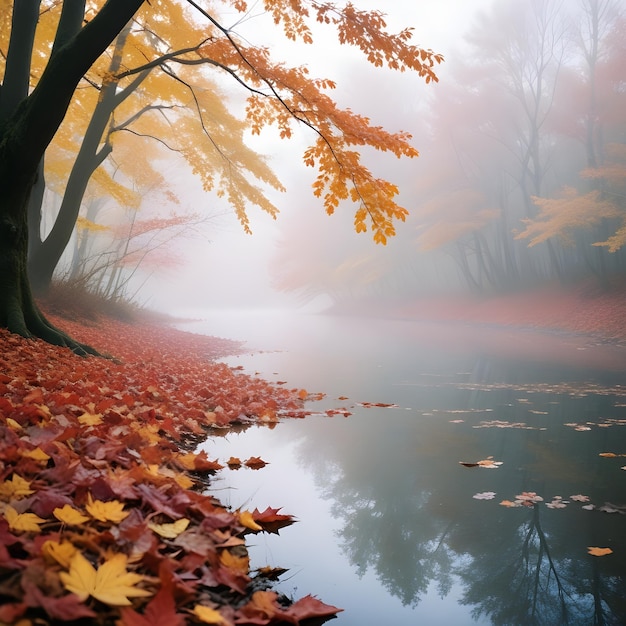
0,315,341,625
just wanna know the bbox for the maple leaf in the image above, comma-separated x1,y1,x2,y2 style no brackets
42,540,78,568
244,456,267,469
587,546,613,557
219,549,250,574
4,505,46,533
77,411,103,426
86,493,129,523
0,474,35,500
238,510,263,532
21,447,51,464
279,595,343,622
60,552,152,606
473,492,496,500
53,504,90,526
499,500,521,508
192,605,230,625
147,518,190,539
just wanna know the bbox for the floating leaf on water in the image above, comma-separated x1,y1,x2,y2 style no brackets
473,492,496,500
587,546,613,557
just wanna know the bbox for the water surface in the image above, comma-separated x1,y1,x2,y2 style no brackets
181,311,626,625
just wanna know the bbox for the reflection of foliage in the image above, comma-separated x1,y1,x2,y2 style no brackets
327,480,454,606
292,357,626,622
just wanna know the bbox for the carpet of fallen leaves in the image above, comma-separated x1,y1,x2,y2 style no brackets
0,313,341,626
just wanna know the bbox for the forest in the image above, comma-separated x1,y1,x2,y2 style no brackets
271,0,626,305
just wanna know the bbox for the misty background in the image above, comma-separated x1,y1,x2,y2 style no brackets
43,0,625,316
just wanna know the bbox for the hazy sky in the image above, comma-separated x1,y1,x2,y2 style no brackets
146,0,493,315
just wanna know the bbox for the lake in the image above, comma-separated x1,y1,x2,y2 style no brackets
179,310,626,625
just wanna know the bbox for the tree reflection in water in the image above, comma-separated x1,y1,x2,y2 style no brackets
291,373,626,625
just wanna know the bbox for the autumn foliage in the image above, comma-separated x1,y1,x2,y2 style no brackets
0,313,340,624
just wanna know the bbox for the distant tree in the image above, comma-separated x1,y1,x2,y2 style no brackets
0,0,441,350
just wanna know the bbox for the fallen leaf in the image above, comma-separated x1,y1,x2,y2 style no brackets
42,540,78,568
60,552,152,606
570,494,590,502
148,518,190,539
4,505,46,533
473,492,496,500
78,411,103,426
192,604,227,624
244,456,267,469
53,504,90,526
587,546,613,557
238,510,262,532
0,474,35,500
499,500,521,508
86,493,129,523
21,447,51,464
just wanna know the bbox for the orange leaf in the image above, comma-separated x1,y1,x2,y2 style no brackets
587,546,613,557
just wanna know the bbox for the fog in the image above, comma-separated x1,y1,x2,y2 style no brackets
60,0,624,317
133,0,496,315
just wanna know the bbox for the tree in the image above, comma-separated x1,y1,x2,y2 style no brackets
0,0,441,350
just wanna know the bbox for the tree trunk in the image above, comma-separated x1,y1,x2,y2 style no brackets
0,0,145,349
28,24,136,294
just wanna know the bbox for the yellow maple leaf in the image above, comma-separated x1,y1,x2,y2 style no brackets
21,447,51,464
77,411,103,426
192,604,228,624
219,549,249,574
238,510,262,532
60,552,152,606
0,474,35,500
587,546,613,557
42,539,78,568
6,417,23,431
4,505,46,533
53,504,90,526
86,494,129,523
147,518,190,539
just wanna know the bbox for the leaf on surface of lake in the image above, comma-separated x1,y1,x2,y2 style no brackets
587,547,613,557
473,492,496,500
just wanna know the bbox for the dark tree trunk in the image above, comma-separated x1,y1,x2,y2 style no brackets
0,0,144,350
28,25,138,294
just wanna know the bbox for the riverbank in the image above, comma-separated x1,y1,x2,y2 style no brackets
331,282,626,343
0,312,340,625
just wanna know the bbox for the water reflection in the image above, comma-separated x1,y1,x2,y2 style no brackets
194,314,626,625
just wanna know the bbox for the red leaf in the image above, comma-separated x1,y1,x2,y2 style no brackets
278,595,343,623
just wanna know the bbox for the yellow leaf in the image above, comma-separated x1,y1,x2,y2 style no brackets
4,505,46,533
53,504,90,526
78,411,103,426
60,552,152,606
587,546,613,557
0,474,35,500
86,494,129,523
42,540,78,568
192,605,227,624
147,518,190,539
219,549,249,574
238,510,262,531
175,452,198,470
6,418,23,431
21,447,51,464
